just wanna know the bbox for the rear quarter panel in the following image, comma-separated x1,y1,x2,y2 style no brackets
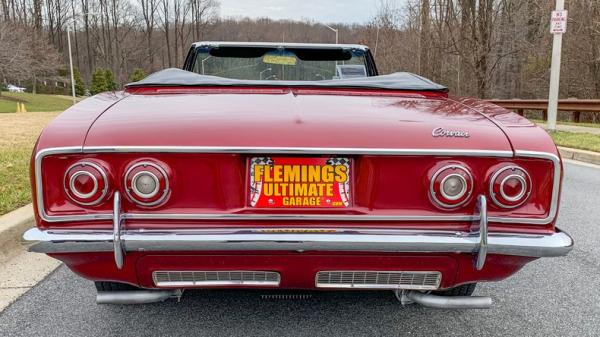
31,92,128,225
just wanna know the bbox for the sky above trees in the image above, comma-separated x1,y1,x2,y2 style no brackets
219,0,386,24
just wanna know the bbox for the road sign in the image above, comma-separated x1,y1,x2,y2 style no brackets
547,0,566,132
550,10,568,34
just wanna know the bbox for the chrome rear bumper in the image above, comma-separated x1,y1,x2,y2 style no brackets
24,193,573,270
24,226,573,257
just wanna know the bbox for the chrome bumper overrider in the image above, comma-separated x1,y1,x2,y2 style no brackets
24,194,573,270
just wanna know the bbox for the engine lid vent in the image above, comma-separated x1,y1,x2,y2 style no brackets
153,271,280,287
315,271,441,290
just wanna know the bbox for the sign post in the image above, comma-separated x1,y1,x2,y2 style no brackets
547,0,567,132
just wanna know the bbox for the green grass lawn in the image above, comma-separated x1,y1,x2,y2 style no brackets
549,131,600,152
0,112,60,215
0,92,73,113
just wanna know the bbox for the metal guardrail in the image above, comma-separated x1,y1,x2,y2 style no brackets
488,99,600,122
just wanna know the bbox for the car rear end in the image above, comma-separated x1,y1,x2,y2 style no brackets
24,69,573,307
26,142,572,291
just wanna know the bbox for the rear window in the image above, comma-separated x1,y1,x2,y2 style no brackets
191,46,369,81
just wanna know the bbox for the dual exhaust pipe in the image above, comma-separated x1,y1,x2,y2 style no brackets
97,289,492,309
397,290,493,309
97,289,182,305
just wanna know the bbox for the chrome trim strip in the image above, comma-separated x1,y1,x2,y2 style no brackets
193,41,370,51
24,227,574,258
152,281,278,287
34,146,560,225
124,213,476,222
80,146,515,157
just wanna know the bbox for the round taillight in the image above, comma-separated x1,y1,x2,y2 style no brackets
430,165,473,209
64,161,109,206
124,161,170,207
489,166,531,208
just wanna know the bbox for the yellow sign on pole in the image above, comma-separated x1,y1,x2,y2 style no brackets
16,102,27,113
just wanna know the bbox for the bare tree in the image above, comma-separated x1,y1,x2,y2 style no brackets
139,0,157,70
0,22,61,95
159,0,171,67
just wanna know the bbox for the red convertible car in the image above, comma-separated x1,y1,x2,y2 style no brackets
24,42,573,308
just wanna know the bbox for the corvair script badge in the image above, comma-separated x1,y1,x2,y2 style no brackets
432,127,470,138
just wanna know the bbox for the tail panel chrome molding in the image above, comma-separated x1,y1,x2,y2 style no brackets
315,271,441,290
34,146,559,225
153,271,281,287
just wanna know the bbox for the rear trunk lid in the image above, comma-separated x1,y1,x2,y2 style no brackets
83,90,512,151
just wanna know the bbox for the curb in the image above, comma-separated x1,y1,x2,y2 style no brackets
558,147,600,166
0,204,34,262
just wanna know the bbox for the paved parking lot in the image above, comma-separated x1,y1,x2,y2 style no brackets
1,161,598,337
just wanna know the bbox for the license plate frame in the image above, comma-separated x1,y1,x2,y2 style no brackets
249,157,352,208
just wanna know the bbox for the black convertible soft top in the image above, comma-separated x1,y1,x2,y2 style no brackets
126,68,448,92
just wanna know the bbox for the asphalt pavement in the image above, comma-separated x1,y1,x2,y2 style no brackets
1,162,598,337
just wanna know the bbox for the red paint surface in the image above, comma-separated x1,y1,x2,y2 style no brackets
82,91,512,151
50,251,531,290
33,86,561,288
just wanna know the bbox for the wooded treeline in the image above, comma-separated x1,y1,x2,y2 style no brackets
1,0,599,100
372,0,600,100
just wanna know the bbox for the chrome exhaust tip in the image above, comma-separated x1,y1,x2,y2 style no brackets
396,290,493,309
96,289,182,305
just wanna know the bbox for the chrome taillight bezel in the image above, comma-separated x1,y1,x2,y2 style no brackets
63,161,110,206
124,160,170,207
489,165,532,209
429,164,474,209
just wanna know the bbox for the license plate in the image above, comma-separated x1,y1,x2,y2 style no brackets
249,157,351,208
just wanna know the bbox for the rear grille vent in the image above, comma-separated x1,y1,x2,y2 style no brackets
315,271,441,290
153,271,280,287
